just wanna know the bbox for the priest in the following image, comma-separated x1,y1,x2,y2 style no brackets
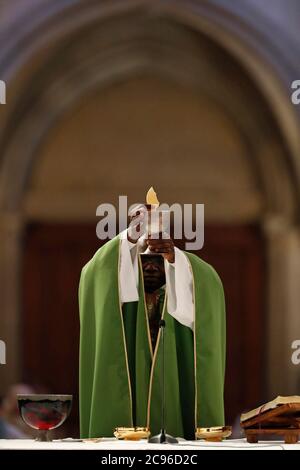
79,201,226,440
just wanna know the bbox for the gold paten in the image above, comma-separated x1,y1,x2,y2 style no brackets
114,427,150,441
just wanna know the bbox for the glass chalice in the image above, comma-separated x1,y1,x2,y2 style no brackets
17,394,73,442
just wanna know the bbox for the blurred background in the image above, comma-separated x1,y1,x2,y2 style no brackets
0,0,300,438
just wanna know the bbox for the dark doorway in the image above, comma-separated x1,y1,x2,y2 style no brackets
22,223,265,436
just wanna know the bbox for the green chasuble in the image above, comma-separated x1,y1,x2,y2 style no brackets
79,235,226,439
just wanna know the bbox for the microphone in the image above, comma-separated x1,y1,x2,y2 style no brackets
148,318,178,444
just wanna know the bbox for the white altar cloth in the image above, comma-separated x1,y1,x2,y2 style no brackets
0,438,299,450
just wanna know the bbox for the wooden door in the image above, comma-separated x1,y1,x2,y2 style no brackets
22,223,265,435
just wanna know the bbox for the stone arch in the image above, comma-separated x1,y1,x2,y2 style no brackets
0,0,299,215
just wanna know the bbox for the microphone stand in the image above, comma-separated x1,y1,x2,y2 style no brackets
148,319,178,444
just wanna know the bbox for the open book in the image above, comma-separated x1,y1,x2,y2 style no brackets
241,396,300,423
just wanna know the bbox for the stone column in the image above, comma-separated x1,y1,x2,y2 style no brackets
264,216,300,398
0,212,23,395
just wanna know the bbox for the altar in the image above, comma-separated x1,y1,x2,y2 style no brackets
0,438,299,451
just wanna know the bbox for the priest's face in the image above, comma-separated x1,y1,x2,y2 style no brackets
141,254,166,293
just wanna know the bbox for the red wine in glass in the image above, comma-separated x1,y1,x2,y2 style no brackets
17,394,72,441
